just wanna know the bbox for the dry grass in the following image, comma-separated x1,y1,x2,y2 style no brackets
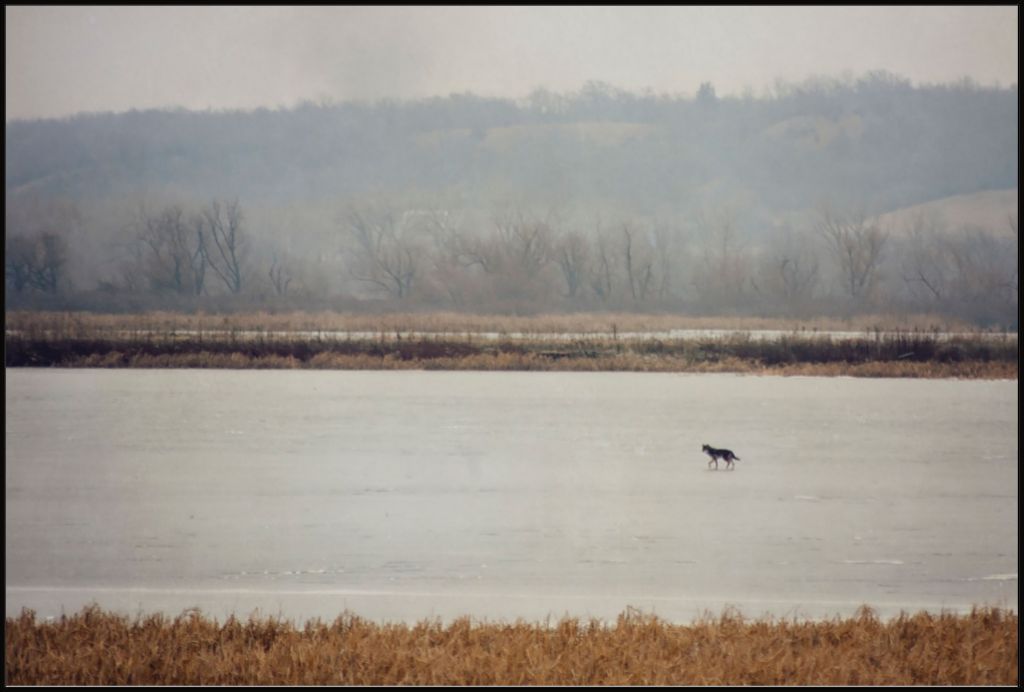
6,310,1017,379
59,351,1012,379
5,605,1016,685
4,309,990,337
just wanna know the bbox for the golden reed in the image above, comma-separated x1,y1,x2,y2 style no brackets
5,606,1017,685
3,309,985,336
5,310,1017,379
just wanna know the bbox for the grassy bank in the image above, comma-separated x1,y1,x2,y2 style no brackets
5,311,1017,378
3,309,991,336
5,606,1017,685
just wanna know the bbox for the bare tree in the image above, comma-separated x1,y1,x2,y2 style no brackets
343,205,422,299
945,226,1018,321
588,220,617,303
267,250,293,297
4,196,78,295
899,212,1017,323
436,210,501,277
422,207,477,306
5,235,36,293
34,234,67,292
553,229,591,299
900,211,950,306
621,223,654,302
5,232,67,293
752,227,819,313
135,204,207,295
775,253,819,304
199,199,247,294
422,207,466,268
692,207,750,308
491,207,554,279
815,206,888,302
651,220,684,303
423,205,559,309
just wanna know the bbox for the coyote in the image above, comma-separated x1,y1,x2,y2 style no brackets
702,444,740,470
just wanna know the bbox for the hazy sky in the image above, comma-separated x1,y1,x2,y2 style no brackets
5,6,1018,120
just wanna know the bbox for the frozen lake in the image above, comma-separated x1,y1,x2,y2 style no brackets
6,369,1017,624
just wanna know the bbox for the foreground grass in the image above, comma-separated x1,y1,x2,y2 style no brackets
5,606,1017,685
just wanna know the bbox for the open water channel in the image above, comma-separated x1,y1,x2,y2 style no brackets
6,369,1017,624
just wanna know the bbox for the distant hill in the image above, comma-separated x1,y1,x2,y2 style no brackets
5,75,1017,222
760,113,866,150
880,189,1018,234
4,75,1018,325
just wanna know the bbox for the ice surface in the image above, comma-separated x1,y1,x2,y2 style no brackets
6,369,1017,623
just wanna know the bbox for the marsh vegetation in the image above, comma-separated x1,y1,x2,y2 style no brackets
6,310,1016,378
5,606,1017,685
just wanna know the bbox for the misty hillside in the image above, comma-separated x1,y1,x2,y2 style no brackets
4,74,1019,325
7,74,1017,212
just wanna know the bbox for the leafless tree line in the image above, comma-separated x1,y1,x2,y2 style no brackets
336,202,843,315
5,232,68,294
900,211,1018,323
119,199,248,297
5,197,1018,325
332,201,1020,323
4,196,79,295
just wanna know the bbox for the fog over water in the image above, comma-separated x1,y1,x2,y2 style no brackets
6,369,1017,623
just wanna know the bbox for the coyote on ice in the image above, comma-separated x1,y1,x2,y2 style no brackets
702,444,740,470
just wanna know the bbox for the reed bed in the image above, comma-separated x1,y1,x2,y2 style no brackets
5,606,1016,685
4,309,987,338
5,317,1017,378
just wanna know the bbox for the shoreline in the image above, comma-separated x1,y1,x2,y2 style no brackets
6,310,1016,379
5,352,1017,379
6,335,1017,379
